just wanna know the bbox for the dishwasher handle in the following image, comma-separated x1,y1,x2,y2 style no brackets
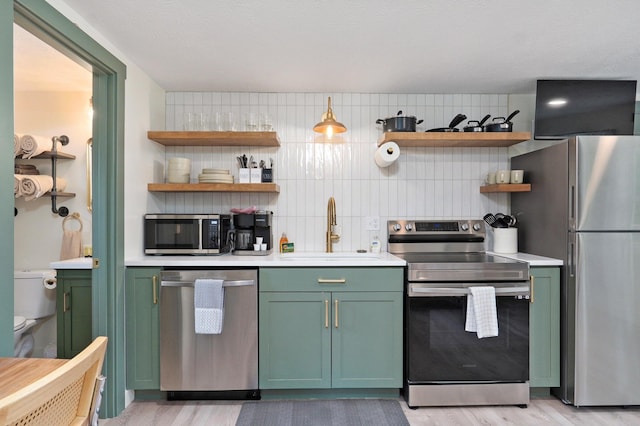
161,279,255,288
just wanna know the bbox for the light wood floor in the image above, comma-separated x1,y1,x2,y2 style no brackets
100,396,640,425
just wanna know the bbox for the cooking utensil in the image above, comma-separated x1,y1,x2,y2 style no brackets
376,110,423,132
463,114,491,132
484,110,520,132
495,213,517,227
483,213,509,228
426,113,467,132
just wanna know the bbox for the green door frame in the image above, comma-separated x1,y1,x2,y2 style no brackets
1,0,127,418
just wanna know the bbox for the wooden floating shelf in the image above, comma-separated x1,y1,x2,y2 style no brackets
480,184,531,193
148,131,280,147
148,183,280,193
378,132,531,147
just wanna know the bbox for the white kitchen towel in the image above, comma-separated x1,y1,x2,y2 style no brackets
465,286,499,338
194,279,224,334
18,175,67,201
19,134,50,158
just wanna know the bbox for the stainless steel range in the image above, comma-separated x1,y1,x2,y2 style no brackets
388,219,531,408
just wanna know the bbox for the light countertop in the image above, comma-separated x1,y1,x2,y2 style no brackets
489,252,563,266
125,251,406,267
49,257,93,270
51,252,563,269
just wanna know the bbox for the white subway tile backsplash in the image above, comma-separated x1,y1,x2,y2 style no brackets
164,91,511,251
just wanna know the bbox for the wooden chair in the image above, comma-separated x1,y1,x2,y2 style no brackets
0,336,108,426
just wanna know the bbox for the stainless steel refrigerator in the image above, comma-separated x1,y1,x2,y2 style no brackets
511,135,640,406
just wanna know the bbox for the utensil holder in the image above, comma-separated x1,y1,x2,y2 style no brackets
261,168,273,182
250,168,262,183
238,168,250,183
493,228,518,254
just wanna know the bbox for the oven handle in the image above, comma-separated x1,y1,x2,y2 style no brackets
409,285,530,297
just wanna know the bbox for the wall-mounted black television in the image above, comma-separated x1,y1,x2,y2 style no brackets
534,79,637,140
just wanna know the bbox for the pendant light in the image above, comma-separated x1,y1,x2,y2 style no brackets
313,96,347,137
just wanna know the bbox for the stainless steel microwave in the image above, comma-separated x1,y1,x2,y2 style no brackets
144,214,231,255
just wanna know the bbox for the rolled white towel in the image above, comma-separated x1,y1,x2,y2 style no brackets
19,175,67,201
14,134,21,157
20,134,50,159
14,174,25,198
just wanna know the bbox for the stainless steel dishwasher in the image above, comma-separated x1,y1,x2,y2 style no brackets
160,269,258,399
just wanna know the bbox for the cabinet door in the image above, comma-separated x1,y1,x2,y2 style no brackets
259,292,331,389
56,270,92,359
529,267,560,387
125,267,161,390
332,292,403,388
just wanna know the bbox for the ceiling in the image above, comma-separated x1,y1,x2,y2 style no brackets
16,0,640,95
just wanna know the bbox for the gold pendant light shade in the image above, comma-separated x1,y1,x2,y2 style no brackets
313,96,347,136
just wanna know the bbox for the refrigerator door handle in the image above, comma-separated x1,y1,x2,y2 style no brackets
569,241,575,277
570,185,575,223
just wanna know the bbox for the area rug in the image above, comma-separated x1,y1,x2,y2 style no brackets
235,399,410,426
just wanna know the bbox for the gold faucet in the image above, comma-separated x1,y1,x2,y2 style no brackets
326,196,340,252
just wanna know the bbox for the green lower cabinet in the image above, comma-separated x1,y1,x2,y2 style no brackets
125,267,161,390
259,267,403,390
56,269,92,359
529,267,560,388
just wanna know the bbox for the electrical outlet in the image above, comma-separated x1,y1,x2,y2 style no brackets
365,216,380,231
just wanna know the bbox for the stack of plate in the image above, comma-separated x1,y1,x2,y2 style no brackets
198,168,233,183
167,157,191,183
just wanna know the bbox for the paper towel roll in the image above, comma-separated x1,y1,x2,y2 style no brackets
375,141,400,168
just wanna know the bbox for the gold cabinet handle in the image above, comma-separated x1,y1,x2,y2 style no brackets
324,300,329,328
63,292,70,312
334,299,339,328
529,275,535,304
318,278,346,284
152,275,158,305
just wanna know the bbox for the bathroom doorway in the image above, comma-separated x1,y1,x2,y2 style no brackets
2,0,127,418
13,22,93,357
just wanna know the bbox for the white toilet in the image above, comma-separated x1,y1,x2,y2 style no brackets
14,269,57,357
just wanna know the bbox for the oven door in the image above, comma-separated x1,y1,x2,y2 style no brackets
406,282,530,384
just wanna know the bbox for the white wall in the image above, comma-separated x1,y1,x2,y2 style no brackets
14,90,93,269
14,89,92,356
148,92,526,253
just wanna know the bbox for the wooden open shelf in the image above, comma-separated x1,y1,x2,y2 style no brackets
480,184,531,193
148,131,280,147
378,132,531,147
148,183,280,193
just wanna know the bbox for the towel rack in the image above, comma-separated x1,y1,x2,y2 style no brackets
62,212,83,231
50,135,71,217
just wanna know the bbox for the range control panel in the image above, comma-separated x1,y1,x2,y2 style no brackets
387,219,485,236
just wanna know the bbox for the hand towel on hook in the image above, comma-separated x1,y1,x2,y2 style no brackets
60,213,83,260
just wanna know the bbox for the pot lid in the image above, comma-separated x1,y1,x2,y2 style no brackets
14,316,26,332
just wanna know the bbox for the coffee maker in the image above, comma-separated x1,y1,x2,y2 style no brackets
231,211,273,255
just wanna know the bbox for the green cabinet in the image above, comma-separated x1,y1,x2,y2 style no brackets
56,269,92,359
259,267,403,390
529,267,560,388
125,267,161,390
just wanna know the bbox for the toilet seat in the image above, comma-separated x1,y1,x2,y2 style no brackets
14,316,26,332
